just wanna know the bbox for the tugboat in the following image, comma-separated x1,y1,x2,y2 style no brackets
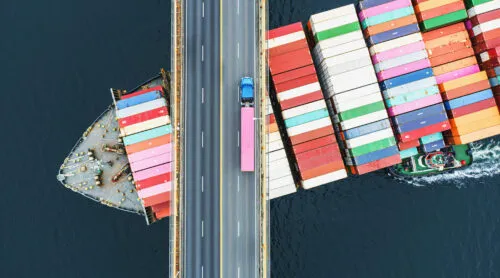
388,144,474,178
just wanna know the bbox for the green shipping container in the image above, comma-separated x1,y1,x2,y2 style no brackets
348,137,397,157
338,101,386,122
315,21,361,42
419,10,467,32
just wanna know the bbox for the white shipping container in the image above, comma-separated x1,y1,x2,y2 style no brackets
339,109,388,130
301,169,348,189
268,131,282,143
326,65,378,95
345,127,394,149
116,98,167,119
382,76,437,98
332,83,380,104
467,0,500,17
374,50,429,73
120,116,170,137
287,117,332,136
269,162,293,180
311,12,359,35
472,18,500,36
281,100,326,119
267,31,305,49
319,48,370,71
479,51,491,62
309,4,356,25
333,92,383,113
314,39,367,63
277,82,322,101
369,33,423,55
269,175,295,188
314,30,364,53
321,57,374,77
268,148,288,162
268,139,285,153
269,184,297,199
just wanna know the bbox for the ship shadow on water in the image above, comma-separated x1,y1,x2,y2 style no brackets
397,137,500,187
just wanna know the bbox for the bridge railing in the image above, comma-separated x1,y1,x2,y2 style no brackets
170,0,184,277
257,1,270,278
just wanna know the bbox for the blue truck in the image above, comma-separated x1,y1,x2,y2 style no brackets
240,77,254,106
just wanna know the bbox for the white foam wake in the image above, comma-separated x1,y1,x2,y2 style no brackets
400,137,500,187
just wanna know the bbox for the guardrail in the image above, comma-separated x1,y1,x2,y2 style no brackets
257,1,270,278
170,0,184,277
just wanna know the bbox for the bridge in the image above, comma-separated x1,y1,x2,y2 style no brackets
170,0,269,277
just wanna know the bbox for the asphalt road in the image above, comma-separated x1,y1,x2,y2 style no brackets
184,0,221,277
184,0,259,277
221,0,260,277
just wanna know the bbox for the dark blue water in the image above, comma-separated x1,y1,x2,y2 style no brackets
2,0,500,277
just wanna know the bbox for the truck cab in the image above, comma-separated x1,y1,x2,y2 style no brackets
240,77,254,106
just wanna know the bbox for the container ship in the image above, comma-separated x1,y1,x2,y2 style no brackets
58,0,500,219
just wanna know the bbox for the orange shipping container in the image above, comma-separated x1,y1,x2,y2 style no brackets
364,15,417,36
300,161,345,180
439,71,488,92
445,124,500,144
440,79,491,100
432,56,478,76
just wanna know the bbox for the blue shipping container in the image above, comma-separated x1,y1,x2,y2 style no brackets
400,147,418,159
380,68,435,90
395,111,448,134
343,119,392,140
385,85,439,108
422,139,445,153
362,7,415,29
444,89,493,110
367,24,420,45
116,91,162,110
347,145,399,166
419,132,443,145
359,0,392,10
391,103,445,125
284,108,329,128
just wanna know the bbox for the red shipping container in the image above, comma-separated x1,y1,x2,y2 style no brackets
429,47,475,67
121,85,164,100
397,121,450,142
473,28,500,45
155,206,171,219
417,1,464,21
440,79,491,100
136,173,172,189
474,36,500,53
151,201,170,213
296,143,341,162
119,106,169,128
293,135,337,154
447,98,497,118
289,126,334,145
268,39,309,57
350,154,402,175
273,65,317,85
269,48,313,75
274,74,318,93
469,9,500,27
143,192,170,207
279,90,324,110
297,151,343,172
300,161,345,180
398,139,420,151
422,22,466,42
268,22,303,40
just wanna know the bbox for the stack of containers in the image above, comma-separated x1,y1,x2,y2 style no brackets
413,0,467,31
421,23,500,143
266,94,297,199
114,86,172,219
308,5,402,174
359,0,451,157
465,0,500,105
267,22,348,189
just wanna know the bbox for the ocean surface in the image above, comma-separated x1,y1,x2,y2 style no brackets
1,0,500,277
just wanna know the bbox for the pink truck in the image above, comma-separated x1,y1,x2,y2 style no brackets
240,77,255,172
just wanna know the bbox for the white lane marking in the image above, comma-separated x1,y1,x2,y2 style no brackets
237,175,240,192
237,0,240,14
202,1,205,18
237,221,240,237
238,266,240,278
201,220,204,238
201,87,205,103
201,131,204,148
237,130,240,147
201,265,204,278
201,45,204,62
237,43,240,59
201,176,204,192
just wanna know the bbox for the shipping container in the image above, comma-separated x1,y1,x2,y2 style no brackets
301,170,348,189
371,41,426,64
116,91,163,110
358,0,412,21
362,6,414,29
123,125,172,146
400,147,419,158
367,24,420,45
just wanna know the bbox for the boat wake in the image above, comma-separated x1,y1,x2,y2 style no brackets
400,137,500,187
